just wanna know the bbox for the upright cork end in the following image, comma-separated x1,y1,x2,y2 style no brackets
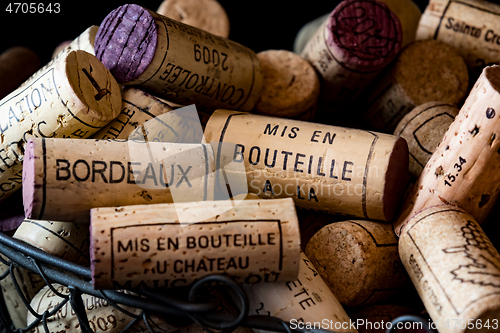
326,0,402,72
95,4,158,83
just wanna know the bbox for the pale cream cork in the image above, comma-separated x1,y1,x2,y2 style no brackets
23,138,216,223
241,251,356,333
0,49,121,203
394,101,460,178
416,0,500,77
362,40,468,132
157,0,230,38
254,50,320,118
305,220,411,308
0,47,40,99
90,198,300,290
394,65,500,237
399,205,500,333
52,26,98,59
203,110,409,222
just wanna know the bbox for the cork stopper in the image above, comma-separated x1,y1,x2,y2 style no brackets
157,0,230,37
95,4,158,83
254,50,320,118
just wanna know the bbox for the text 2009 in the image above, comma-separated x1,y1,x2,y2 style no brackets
6,3,60,13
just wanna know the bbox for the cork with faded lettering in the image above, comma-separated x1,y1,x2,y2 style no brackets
416,0,500,77
203,110,409,222
52,26,99,59
394,101,459,178
399,205,500,333
305,220,411,307
362,40,468,132
0,49,121,206
157,0,230,38
95,4,262,111
90,198,300,289
241,251,355,333
394,65,500,237
23,138,215,223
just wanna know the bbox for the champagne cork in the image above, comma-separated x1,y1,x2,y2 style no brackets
362,40,468,132
348,305,418,333
95,4,262,111
241,252,355,333
157,0,230,38
0,47,41,99
0,49,121,204
399,205,500,333
254,50,320,119
394,102,460,179
203,110,409,221
90,198,300,289
52,26,99,59
394,65,500,237
23,138,216,223
416,0,500,77
305,220,411,307
301,0,402,106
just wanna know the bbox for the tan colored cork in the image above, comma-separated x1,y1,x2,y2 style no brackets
203,110,409,222
90,198,300,289
241,251,356,333
157,0,229,38
399,205,500,333
362,40,468,132
416,0,500,77
52,26,98,59
305,220,411,307
23,138,216,223
0,49,121,203
254,50,320,118
0,47,40,99
394,101,459,178
394,65,500,236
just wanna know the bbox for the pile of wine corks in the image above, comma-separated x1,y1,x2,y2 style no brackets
3,0,500,332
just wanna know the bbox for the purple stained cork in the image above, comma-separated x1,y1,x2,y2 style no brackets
326,0,402,72
95,4,158,83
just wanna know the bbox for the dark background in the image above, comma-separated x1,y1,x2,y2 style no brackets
0,0,453,65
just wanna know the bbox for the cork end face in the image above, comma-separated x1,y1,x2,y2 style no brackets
326,0,402,72
95,4,158,83
383,136,409,222
22,139,38,220
484,65,500,94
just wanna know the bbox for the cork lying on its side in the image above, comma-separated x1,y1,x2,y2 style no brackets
52,25,98,59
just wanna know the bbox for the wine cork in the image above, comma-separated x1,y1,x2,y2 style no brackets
394,65,500,236
0,47,41,99
23,138,216,223
301,0,402,106
298,210,343,251
95,4,262,111
305,220,411,307
348,305,418,333
394,102,460,179
399,205,500,333
0,49,121,205
362,40,468,132
157,0,230,38
416,0,500,77
90,198,301,289
203,110,409,221
52,26,99,59
241,251,355,333
254,50,320,118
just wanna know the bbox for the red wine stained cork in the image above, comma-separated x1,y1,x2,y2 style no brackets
0,46,41,99
305,220,411,307
399,205,500,333
394,102,460,179
95,4,262,111
52,26,99,59
348,305,418,333
90,198,300,289
241,252,354,333
301,0,402,105
157,0,230,38
254,50,320,118
0,49,121,205
394,65,500,237
23,138,216,223
362,40,468,132
416,0,500,77
203,110,409,221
